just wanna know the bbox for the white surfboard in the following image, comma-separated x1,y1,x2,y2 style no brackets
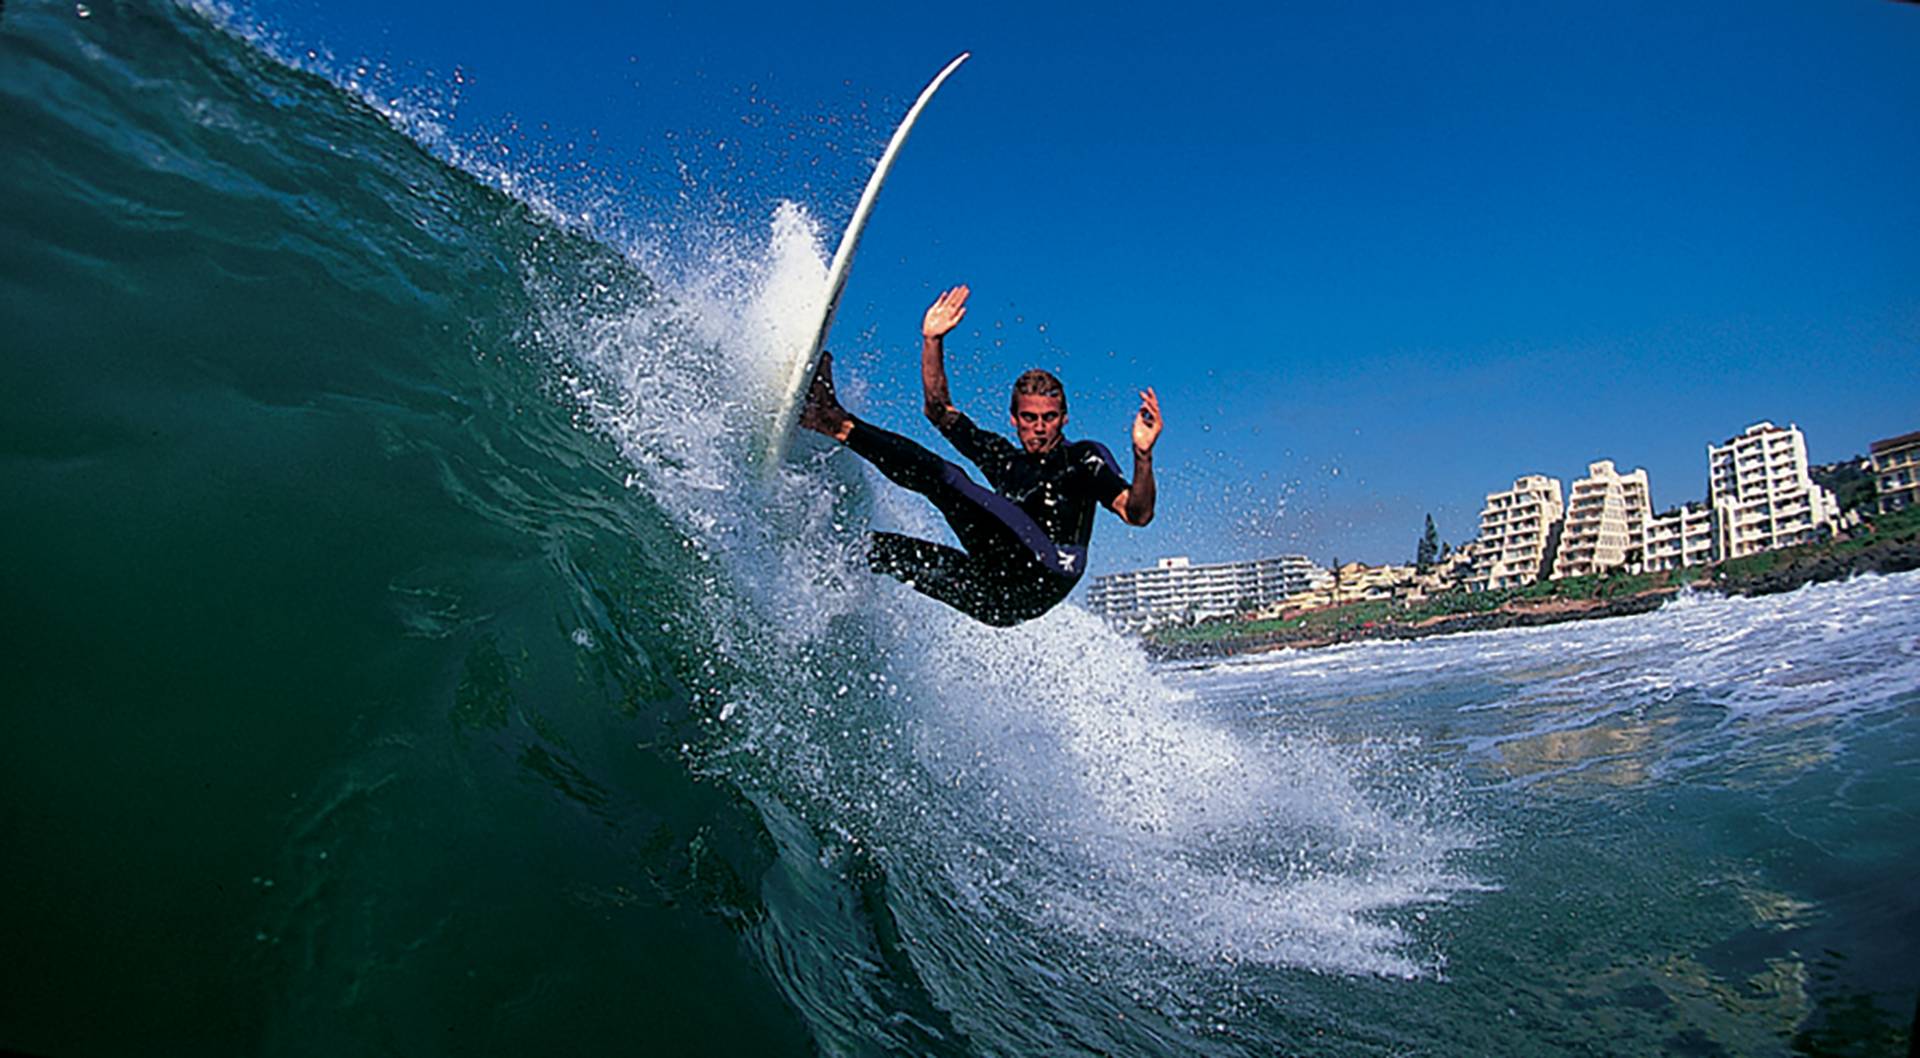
765,52,969,464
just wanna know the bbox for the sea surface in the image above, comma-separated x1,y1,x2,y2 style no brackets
3,2,1917,1055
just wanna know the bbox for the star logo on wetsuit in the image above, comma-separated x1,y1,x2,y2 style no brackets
1058,549,1077,572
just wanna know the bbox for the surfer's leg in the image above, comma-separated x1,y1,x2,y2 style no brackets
843,417,957,495
866,532,1034,627
843,419,1015,547
809,356,1011,535
812,345,1024,550
808,354,961,496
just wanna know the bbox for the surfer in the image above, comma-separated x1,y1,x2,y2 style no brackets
800,284,1161,626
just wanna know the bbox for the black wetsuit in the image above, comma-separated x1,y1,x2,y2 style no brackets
846,411,1129,626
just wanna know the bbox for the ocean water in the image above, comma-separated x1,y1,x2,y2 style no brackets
3,3,1916,1056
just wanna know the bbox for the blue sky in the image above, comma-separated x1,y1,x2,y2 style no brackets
248,0,1920,574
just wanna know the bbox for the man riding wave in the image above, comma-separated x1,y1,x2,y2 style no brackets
800,284,1162,626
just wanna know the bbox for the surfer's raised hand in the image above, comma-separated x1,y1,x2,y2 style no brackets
1131,388,1163,455
1110,388,1161,526
922,285,969,339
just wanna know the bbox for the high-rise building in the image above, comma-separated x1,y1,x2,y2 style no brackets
1552,460,1651,579
1086,554,1326,630
1708,422,1840,559
1468,475,1564,591
1870,430,1920,514
1643,502,1715,571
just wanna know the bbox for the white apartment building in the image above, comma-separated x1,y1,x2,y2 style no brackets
1551,460,1651,579
1469,475,1564,592
1086,554,1327,630
1870,430,1920,514
1708,422,1840,559
1643,502,1715,571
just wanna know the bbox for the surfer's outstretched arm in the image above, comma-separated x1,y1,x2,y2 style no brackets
1111,388,1161,526
920,285,968,428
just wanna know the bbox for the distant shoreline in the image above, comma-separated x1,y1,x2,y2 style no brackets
1144,523,1920,662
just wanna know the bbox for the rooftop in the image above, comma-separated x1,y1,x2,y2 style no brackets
1870,430,1920,454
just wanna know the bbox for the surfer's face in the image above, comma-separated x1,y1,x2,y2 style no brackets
1010,394,1066,454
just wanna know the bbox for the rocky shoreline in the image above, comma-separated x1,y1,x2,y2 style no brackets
1147,532,1920,662
1709,534,1920,598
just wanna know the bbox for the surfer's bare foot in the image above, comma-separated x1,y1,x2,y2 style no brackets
799,351,853,442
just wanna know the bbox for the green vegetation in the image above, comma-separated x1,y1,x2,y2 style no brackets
1864,503,1920,539
1154,598,1400,646
1148,571,1657,650
1713,550,1781,581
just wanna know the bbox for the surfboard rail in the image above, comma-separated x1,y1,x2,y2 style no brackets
766,52,970,465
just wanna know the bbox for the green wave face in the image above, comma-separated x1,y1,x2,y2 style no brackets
1,2,829,1053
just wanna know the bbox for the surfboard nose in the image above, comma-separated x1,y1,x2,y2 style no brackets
765,53,970,468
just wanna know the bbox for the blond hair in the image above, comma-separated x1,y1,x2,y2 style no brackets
1009,369,1066,414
